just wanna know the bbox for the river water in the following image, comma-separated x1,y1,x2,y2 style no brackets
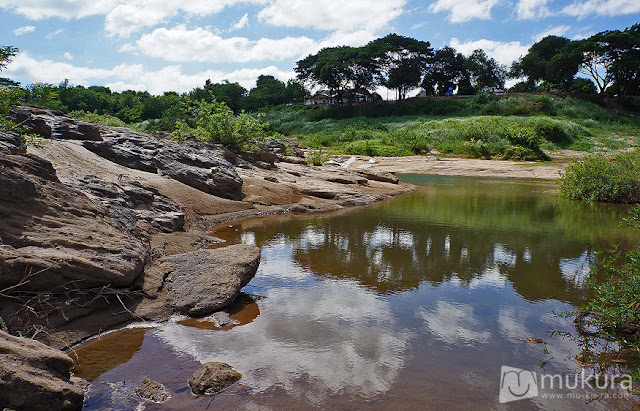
75,175,639,410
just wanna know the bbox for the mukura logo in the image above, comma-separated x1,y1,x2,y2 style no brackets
499,365,633,403
499,366,539,403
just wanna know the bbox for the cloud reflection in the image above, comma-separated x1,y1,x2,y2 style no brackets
155,279,412,403
418,301,491,345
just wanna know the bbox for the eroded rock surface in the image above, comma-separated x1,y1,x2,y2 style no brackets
0,130,27,154
9,104,101,141
0,153,148,291
188,362,241,396
74,175,185,233
0,330,86,410
135,378,171,403
151,244,260,316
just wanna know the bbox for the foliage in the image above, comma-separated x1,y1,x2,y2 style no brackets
27,82,58,106
68,110,127,127
583,204,640,345
559,150,640,203
174,98,267,149
307,148,332,165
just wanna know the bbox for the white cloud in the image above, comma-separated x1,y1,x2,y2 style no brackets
0,0,119,20
103,0,257,37
230,13,249,31
4,52,295,94
532,25,572,41
430,0,499,23
516,0,551,20
562,0,640,18
122,25,376,63
450,38,529,65
12,25,35,35
257,0,405,31
418,301,491,345
46,28,63,39
63,52,73,61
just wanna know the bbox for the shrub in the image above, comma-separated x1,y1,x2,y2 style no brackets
559,150,640,203
583,205,640,344
175,98,267,149
69,110,127,127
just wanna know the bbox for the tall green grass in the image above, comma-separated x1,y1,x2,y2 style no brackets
295,116,591,160
559,150,640,203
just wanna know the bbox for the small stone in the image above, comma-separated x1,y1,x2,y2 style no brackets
188,362,242,396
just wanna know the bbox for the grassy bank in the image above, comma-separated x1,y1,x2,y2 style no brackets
265,94,640,160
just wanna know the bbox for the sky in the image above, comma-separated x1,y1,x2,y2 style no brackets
1,0,639,96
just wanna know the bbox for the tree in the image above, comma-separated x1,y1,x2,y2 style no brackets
465,49,507,90
27,82,58,106
511,36,576,88
295,46,377,104
422,46,468,95
248,75,287,107
368,34,433,100
0,45,19,87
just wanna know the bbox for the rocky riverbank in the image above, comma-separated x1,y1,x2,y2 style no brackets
0,105,414,409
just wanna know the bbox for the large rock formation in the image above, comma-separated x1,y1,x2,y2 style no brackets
9,105,101,141
0,330,85,410
83,132,245,201
0,153,148,291
149,244,260,316
0,130,27,154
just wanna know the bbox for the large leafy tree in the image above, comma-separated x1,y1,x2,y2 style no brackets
368,34,433,100
295,46,377,104
511,35,575,87
422,46,468,96
577,24,640,96
465,49,507,90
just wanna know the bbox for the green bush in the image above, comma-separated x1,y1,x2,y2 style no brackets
175,98,267,149
583,205,640,345
69,110,127,127
559,150,640,203
343,140,412,157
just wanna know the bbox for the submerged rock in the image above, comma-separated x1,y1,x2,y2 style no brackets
0,153,148,291
151,244,260,316
0,330,86,410
188,362,241,396
135,378,171,403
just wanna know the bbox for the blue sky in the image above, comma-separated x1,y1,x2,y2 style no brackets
1,0,639,95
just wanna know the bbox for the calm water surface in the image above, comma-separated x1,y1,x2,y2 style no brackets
76,175,640,410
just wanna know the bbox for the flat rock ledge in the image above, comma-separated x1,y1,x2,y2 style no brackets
188,362,242,396
151,244,261,317
0,330,86,410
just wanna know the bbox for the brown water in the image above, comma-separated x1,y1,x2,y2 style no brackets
75,175,640,410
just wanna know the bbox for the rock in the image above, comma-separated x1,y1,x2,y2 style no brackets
0,131,27,154
0,153,148,291
278,155,308,165
188,362,241,396
135,378,171,403
154,142,244,201
356,170,400,184
74,175,185,233
10,104,101,141
82,135,161,173
0,330,85,410
157,244,260,316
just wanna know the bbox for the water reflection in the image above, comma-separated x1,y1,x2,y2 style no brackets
216,176,634,306
78,175,639,410
156,253,413,403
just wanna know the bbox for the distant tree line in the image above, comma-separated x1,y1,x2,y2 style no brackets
296,24,640,100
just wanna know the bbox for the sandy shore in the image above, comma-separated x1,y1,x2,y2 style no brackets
337,155,566,180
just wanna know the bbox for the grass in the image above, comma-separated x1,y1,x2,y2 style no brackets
265,94,640,160
69,110,128,127
582,205,640,357
559,150,640,203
